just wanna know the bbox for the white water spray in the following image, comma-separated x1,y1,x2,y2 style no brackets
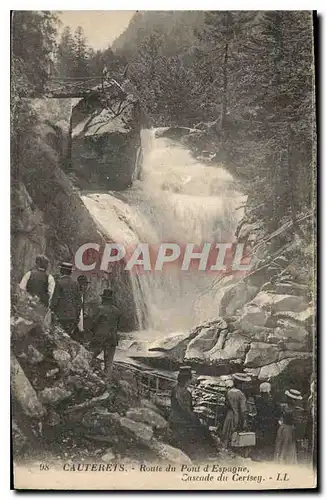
82,129,245,333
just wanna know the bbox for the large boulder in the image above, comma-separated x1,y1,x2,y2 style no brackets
270,319,309,343
219,282,259,317
244,342,280,368
11,354,47,419
125,407,167,430
71,88,141,191
149,439,192,465
148,330,196,362
119,417,154,444
238,303,269,328
271,294,309,314
258,359,292,380
206,332,249,363
184,326,220,361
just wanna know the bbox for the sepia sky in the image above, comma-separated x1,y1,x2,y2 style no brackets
57,11,136,50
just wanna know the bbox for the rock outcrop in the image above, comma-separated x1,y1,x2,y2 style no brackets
11,290,193,464
12,98,140,330
71,85,142,190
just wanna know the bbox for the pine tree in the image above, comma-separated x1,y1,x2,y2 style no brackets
56,26,76,78
12,11,59,94
73,26,89,77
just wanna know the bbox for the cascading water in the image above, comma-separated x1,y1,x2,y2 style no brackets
82,129,245,334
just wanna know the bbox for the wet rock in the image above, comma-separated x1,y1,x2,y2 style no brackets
11,354,47,419
149,439,193,464
126,407,167,430
149,331,197,362
185,326,220,360
207,332,249,362
244,342,280,368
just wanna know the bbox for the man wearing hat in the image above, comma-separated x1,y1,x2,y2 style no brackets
50,262,82,335
88,288,121,378
19,254,55,307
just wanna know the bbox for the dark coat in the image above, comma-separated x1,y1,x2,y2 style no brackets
255,393,278,447
50,275,82,322
26,269,49,306
91,301,120,347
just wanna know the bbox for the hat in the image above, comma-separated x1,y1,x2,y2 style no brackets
233,373,251,382
60,262,73,271
101,288,113,299
36,254,49,270
260,382,272,393
285,389,303,401
179,365,192,374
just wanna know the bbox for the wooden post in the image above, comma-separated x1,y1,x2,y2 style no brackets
155,376,159,403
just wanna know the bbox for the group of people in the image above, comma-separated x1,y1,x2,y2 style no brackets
169,367,315,464
19,255,121,377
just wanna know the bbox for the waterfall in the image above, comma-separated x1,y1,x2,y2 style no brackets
82,129,245,334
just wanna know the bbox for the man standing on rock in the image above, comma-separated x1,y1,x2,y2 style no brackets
19,254,55,307
88,288,120,378
50,262,82,335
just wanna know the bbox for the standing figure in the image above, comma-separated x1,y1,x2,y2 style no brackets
89,289,120,378
221,373,249,448
168,366,217,459
254,382,278,461
274,389,303,464
50,262,82,335
76,275,90,334
19,255,55,307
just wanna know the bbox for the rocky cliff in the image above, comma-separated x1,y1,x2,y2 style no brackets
120,213,314,401
11,97,139,330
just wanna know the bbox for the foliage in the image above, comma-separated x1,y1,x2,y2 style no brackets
55,26,127,79
124,11,315,233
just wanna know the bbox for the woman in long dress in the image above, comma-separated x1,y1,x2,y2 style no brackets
221,373,249,448
274,389,303,464
254,382,278,461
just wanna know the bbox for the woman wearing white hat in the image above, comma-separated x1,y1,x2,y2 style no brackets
221,373,250,448
274,389,303,464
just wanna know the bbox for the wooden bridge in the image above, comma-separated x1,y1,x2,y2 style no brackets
113,354,224,428
38,75,128,99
